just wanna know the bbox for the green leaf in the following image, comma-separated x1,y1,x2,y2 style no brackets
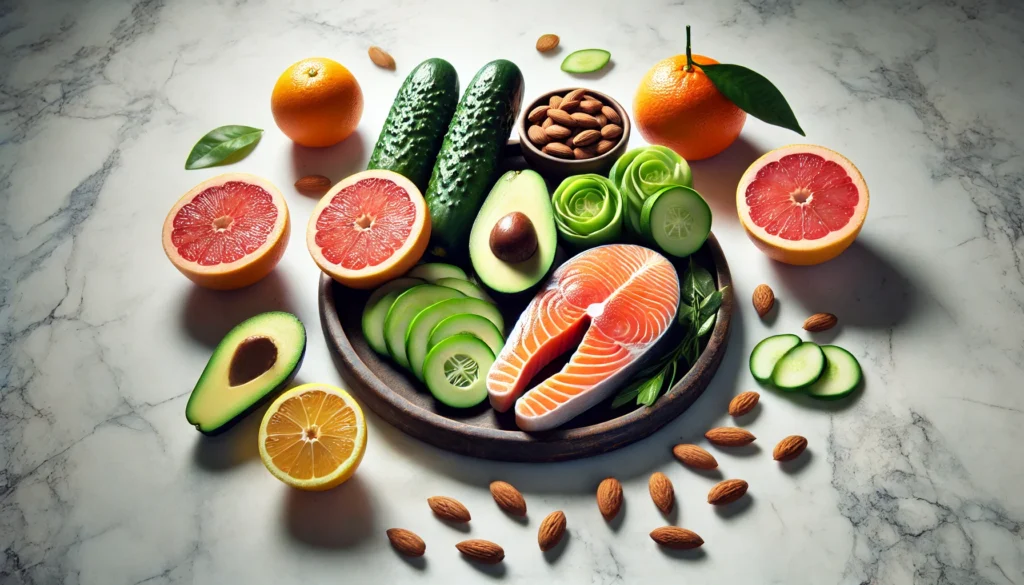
678,300,696,325
698,289,723,321
611,377,646,408
691,264,716,299
185,125,264,170
697,62,804,136
636,367,668,407
697,312,716,338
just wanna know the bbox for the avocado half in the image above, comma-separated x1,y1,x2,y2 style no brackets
469,170,556,294
185,311,306,435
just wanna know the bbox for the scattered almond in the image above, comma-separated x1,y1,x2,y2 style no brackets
527,105,550,124
708,479,748,505
752,284,775,317
672,444,719,469
773,435,808,461
728,391,760,417
601,124,622,140
549,95,562,109
804,312,838,332
489,481,527,516
573,129,601,147
705,427,756,447
368,46,395,70
547,108,576,128
601,105,621,125
537,510,566,551
563,88,587,103
650,526,704,549
543,142,574,159
385,528,425,557
527,125,549,146
455,539,504,564
427,496,471,523
536,34,560,53
579,100,603,114
596,477,623,521
573,147,596,160
294,174,332,196
544,124,572,141
595,139,616,155
648,472,674,514
570,112,601,129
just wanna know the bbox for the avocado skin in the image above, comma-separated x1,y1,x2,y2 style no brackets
425,60,524,262
367,58,460,192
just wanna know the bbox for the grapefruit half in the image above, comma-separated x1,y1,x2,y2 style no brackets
737,145,868,265
162,173,290,290
306,170,430,289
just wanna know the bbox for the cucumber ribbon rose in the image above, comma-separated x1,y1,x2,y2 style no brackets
609,145,693,235
551,174,623,249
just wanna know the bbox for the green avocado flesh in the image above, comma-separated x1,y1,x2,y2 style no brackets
469,170,556,294
186,311,306,435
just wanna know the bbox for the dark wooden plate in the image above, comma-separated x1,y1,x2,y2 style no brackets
318,234,733,462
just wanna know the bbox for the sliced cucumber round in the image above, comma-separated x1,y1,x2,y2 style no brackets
423,334,494,408
361,277,424,355
428,314,505,357
384,285,464,368
749,334,801,384
639,186,712,257
807,345,862,400
771,341,825,391
406,298,505,381
435,277,493,303
561,49,611,74
407,263,467,283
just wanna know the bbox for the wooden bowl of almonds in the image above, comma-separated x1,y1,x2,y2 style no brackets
517,87,631,177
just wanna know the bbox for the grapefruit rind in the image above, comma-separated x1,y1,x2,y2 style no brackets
736,144,868,266
306,169,430,289
161,172,290,290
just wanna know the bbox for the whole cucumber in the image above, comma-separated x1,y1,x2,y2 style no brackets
425,59,524,260
367,58,460,192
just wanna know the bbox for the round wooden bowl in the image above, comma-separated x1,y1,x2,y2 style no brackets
318,235,732,462
517,87,631,178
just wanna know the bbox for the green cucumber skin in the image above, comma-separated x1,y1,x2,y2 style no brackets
425,60,524,261
367,59,460,192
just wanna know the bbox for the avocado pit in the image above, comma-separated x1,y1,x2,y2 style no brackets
229,336,279,386
489,211,538,264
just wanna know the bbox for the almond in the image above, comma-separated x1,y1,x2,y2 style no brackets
594,113,608,127
536,33,560,53
537,510,566,551
728,391,760,417
527,125,548,146
563,88,588,104
595,139,616,155
542,117,554,129
579,100,603,114
773,435,808,461
601,105,622,125
544,124,572,141
752,284,774,317
547,108,576,128
708,479,748,505
572,129,601,147
455,539,504,564
650,526,704,549
559,99,581,113
549,94,562,109
385,528,425,557
570,112,601,129
648,472,674,514
294,174,332,196
803,312,838,332
596,477,622,521
600,124,622,140
427,496,470,523
705,427,756,447
671,444,719,469
527,105,550,124
368,46,395,70
489,481,527,516
573,147,596,160
543,142,574,159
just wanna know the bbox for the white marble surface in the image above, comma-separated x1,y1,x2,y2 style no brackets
2,0,1023,583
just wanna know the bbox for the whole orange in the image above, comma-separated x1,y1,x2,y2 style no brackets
271,57,363,148
633,55,746,161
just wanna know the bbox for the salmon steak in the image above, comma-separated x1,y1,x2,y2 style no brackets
487,244,680,431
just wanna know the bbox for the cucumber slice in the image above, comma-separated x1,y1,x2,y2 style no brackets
423,334,494,408
561,49,611,74
771,341,826,391
428,314,505,357
435,277,493,303
639,186,712,257
749,334,801,384
361,277,424,355
408,263,467,283
807,345,862,400
406,298,505,381
384,285,464,368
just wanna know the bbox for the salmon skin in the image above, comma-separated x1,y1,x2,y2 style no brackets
487,244,680,431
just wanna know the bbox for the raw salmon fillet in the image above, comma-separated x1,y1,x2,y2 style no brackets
487,244,680,431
